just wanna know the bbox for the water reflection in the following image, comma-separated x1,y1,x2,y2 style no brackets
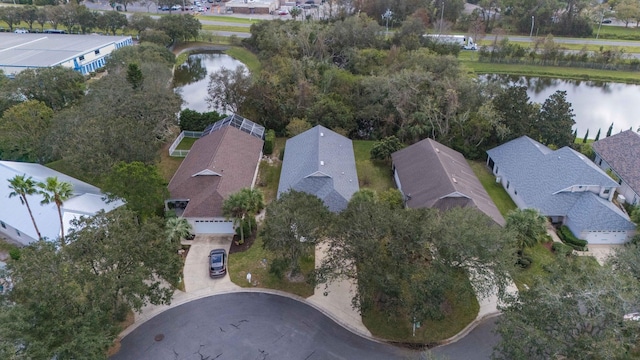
173,52,248,113
173,56,207,87
482,75,640,138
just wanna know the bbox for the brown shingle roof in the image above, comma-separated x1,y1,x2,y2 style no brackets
392,138,505,225
592,130,640,195
168,126,263,218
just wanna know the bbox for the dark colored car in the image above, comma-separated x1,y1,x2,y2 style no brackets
602,19,612,24
209,249,227,278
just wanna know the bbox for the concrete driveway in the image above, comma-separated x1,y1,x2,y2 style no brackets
183,235,234,292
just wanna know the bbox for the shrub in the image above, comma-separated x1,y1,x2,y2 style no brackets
552,242,573,257
179,109,225,132
268,258,288,279
557,226,588,251
264,129,275,155
9,248,20,261
516,256,532,268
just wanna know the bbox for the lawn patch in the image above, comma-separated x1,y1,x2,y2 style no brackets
228,236,315,298
511,242,557,289
468,160,516,217
353,140,394,193
225,47,261,73
157,138,184,182
175,136,197,150
362,271,479,344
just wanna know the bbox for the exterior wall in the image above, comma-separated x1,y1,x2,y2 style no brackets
393,168,402,192
594,153,639,204
228,5,273,14
488,157,527,209
58,37,133,75
250,151,263,189
0,220,37,247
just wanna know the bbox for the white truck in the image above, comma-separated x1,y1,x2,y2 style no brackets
423,34,477,50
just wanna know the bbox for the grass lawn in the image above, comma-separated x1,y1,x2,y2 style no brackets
459,52,640,84
352,140,395,193
197,15,261,24
157,139,184,182
201,24,250,33
511,242,557,289
228,236,315,298
468,160,516,217
225,47,261,73
362,271,479,344
175,136,197,150
597,25,640,40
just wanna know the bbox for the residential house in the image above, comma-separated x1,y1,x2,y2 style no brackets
0,161,124,246
487,136,635,244
391,138,505,225
167,115,264,234
592,130,640,206
277,125,359,212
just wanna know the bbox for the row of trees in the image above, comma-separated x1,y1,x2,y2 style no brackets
262,190,515,325
0,5,201,45
208,17,576,160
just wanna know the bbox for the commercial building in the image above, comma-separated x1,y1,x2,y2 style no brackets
0,33,133,78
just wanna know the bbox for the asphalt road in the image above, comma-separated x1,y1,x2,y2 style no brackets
110,292,498,360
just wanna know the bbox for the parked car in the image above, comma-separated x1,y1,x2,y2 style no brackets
278,9,288,15
171,4,182,10
602,19,612,24
209,249,227,278
159,5,170,10
14,29,28,34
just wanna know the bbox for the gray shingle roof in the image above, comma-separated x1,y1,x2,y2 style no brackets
592,130,640,195
392,138,505,225
565,192,636,233
277,126,359,212
487,136,634,233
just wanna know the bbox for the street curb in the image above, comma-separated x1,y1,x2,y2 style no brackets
116,287,391,345
435,311,501,347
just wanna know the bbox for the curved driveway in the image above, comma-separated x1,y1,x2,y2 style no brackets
111,292,416,360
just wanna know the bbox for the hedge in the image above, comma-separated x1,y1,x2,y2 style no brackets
557,225,588,251
264,129,275,155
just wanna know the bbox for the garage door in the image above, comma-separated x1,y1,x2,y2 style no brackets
191,219,235,234
583,231,629,245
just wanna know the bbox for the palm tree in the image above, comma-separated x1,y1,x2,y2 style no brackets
242,188,264,233
222,190,250,244
38,177,73,247
165,217,193,245
8,174,42,240
506,208,548,251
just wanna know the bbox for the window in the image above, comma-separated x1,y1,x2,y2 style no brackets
94,49,100,55
79,55,85,61
514,190,518,195
16,229,21,237
506,181,510,189
0,221,5,229
603,189,610,195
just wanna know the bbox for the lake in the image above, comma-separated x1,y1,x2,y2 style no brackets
173,52,247,113
483,75,640,138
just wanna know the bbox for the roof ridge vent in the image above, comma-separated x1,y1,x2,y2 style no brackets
435,148,440,153
452,177,457,183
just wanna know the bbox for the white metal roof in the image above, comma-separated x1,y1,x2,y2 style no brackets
0,33,130,75
0,161,124,245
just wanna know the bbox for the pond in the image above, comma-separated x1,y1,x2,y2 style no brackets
173,52,247,113
483,75,640,138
